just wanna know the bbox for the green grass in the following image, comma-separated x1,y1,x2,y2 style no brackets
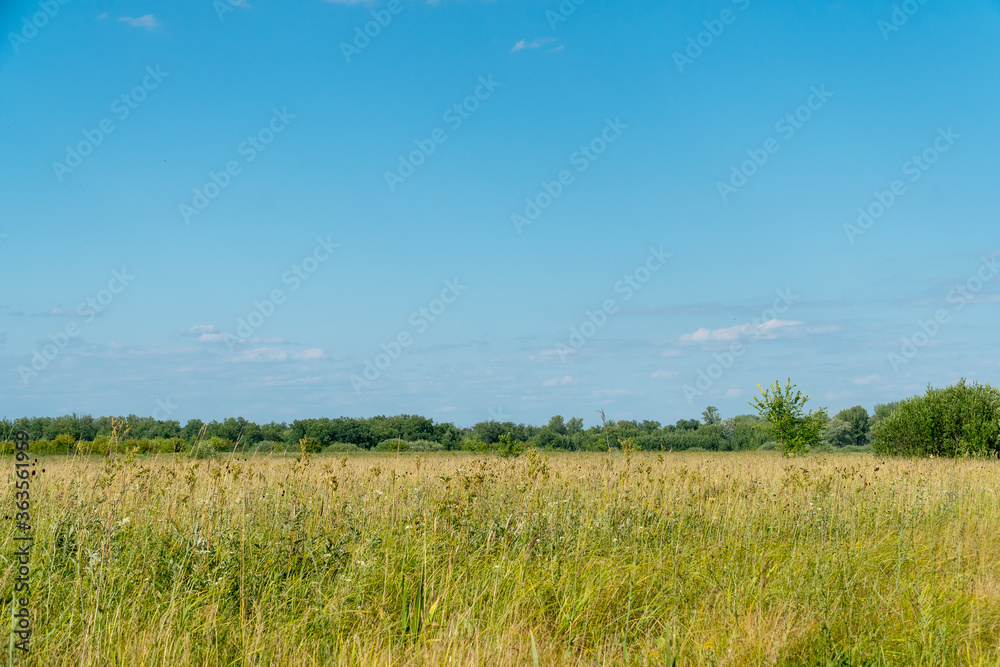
3,450,1000,665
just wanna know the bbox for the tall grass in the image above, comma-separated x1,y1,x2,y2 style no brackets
3,450,1000,665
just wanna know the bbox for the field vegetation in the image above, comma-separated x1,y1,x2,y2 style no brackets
3,448,1000,665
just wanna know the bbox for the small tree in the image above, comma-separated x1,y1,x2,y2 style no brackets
834,405,870,447
701,406,721,425
497,433,525,458
822,418,854,448
750,379,827,454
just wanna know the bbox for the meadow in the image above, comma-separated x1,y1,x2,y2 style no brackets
4,449,1000,666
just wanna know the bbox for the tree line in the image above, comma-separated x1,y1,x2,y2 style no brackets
5,378,996,457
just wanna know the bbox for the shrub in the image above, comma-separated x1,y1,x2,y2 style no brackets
189,441,219,460
205,436,233,452
871,380,1000,457
375,438,409,452
758,441,780,451
159,437,187,453
249,440,284,453
497,433,525,458
407,440,444,452
460,438,490,453
298,437,322,454
52,433,77,452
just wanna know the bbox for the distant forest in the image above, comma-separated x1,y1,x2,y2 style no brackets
1,404,879,454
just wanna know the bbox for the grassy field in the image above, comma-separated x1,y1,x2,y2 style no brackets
3,449,1000,666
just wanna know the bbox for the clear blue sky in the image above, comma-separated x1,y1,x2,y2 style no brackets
2,0,998,428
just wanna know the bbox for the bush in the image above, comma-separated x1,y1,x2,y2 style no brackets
52,433,77,452
497,433,525,458
207,436,234,452
460,438,490,452
407,440,444,452
871,380,1000,457
758,441,780,451
298,437,322,454
375,438,409,452
188,440,219,459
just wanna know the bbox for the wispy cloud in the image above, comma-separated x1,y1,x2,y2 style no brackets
119,14,160,29
293,348,327,361
852,374,881,385
511,37,555,53
542,375,572,387
678,319,804,344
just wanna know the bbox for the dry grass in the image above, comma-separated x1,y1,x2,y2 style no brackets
4,449,1000,665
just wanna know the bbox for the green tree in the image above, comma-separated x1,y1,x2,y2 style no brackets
835,405,870,447
701,406,721,425
546,415,568,435
750,379,827,454
822,418,855,448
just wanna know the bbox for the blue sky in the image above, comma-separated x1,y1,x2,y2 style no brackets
1,0,998,428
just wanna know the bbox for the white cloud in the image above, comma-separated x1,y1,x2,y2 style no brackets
651,369,678,379
660,348,682,357
119,14,160,28
678,319,803,344
542,375,572,387
293,348,327,360
511,37,555,52
725,388,743,398
231,347,288,363
852,374,880,385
